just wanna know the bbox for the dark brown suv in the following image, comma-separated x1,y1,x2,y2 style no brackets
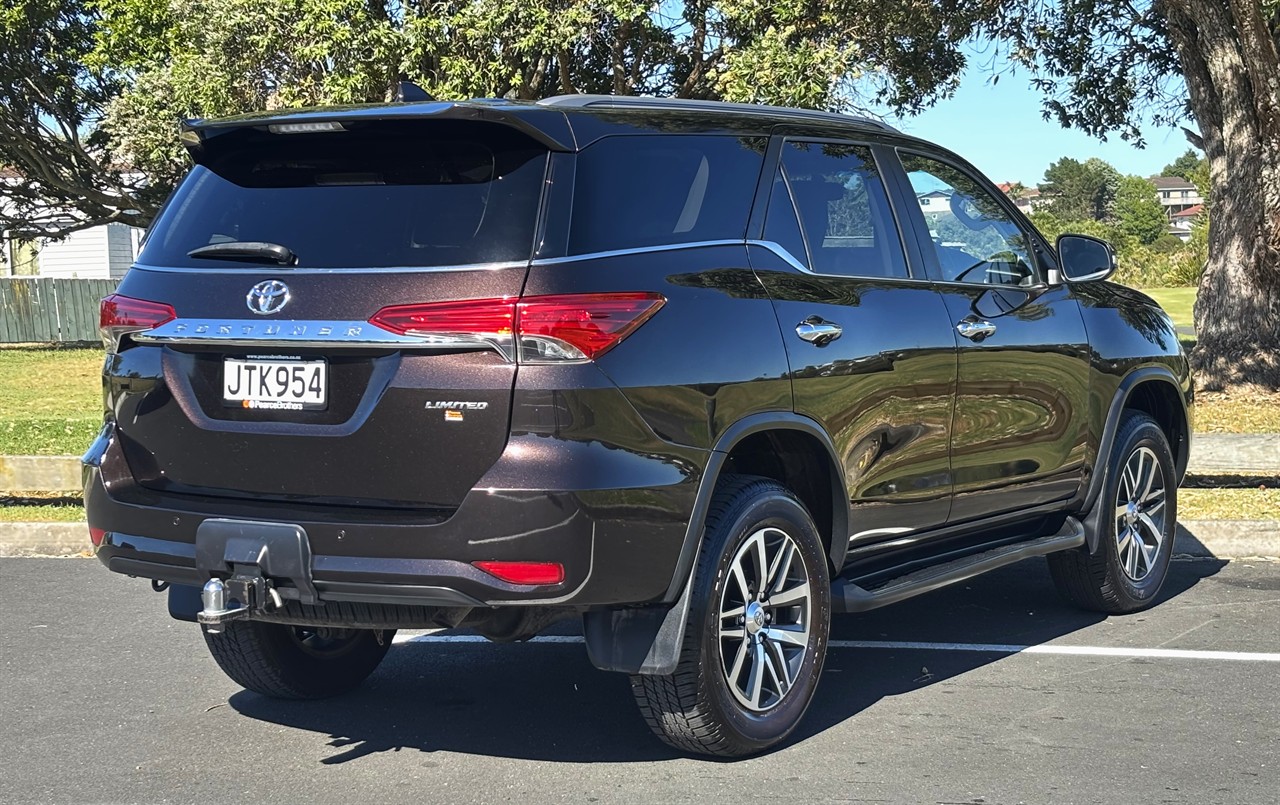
87,94,1191,757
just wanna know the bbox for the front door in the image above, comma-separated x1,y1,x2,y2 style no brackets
893,151,1092,523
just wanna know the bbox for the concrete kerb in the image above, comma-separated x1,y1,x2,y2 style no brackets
2,519,1277,560
0,455,82,493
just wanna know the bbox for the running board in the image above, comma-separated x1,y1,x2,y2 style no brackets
831,518,1085,614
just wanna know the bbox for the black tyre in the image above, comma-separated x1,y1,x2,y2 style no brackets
1049,410,1177,613
631,475,831,757
202,621,394,699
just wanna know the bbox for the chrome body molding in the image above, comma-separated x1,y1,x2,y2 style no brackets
130,260,530,275
133,318,436,348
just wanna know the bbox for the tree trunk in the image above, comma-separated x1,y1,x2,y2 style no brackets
1163,0,1280,391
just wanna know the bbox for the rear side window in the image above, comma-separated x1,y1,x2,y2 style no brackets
139,121,548,268
568,135,766,254
774,141,907,279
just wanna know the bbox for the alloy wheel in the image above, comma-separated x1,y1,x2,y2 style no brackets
1114,445,1168,582
718,527,813,712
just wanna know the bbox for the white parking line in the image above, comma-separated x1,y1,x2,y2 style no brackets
392,632,1280,661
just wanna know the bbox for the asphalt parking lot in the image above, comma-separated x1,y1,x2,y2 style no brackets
2,556,1277,805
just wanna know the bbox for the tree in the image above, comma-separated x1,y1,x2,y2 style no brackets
1039,157,1120,222
1162,148,1205,180
989,1,1280,389
3,0,996,237
1115,175,1170,245
0,0,164,236
3,0,1277,389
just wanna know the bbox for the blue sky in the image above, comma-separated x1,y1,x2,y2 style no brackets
874,57,1195,187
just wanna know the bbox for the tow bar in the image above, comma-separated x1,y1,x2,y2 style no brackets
199,576,285,633
194,518,317,634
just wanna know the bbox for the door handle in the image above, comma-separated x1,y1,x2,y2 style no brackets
956,317,997,342
796,316,842,346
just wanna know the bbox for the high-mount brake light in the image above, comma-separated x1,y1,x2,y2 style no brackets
267,121,346,134
367,292,665,362
472,561,565,585
99,294,176,352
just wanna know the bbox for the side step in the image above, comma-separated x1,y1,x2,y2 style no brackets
831,517,1085,614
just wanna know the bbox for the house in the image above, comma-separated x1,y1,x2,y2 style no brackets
996,182,1042,216
1150,176,1204,219
1,168,143,279
1168,203,1204,242
917,189,952,222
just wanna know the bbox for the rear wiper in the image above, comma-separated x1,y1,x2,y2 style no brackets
187,241,297,266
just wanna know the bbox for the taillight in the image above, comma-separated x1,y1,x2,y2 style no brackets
518,293,665,361
472,560,565,585
368,292,664,362
100,294,176,351
88,526,106,548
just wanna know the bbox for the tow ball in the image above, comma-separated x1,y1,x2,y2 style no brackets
198,573,284,635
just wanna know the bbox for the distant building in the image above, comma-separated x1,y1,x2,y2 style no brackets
917,189,952,222
1,168,142,279
1150,176,1204,219
1168,203,1204,242
996,182,1042,216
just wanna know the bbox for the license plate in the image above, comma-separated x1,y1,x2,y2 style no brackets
223,357,327,411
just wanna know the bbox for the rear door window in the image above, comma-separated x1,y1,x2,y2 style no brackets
568,135,766,254
773,141,908,279
139,121,549,269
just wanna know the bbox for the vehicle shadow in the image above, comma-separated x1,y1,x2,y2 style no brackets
228,553,1226,765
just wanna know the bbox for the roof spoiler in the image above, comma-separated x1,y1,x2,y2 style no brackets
179,100,575,160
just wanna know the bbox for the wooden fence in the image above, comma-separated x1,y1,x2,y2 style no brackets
0,278,117,344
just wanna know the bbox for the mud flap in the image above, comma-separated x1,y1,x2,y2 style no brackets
583,559,697,676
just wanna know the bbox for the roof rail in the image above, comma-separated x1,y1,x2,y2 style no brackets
537,94,897,133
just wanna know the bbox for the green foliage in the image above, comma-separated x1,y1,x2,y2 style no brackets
1039,157,1119,221
1162,148,1204,181
1114,175,1167,245
1150,234,1185,254
4,0,1002,235
1162,148,1210,199
0,0,161,235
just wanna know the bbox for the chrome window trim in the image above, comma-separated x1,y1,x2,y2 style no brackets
130,260,530,275
530,240,748,266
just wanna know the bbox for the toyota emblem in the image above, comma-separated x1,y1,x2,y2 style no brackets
246,280,291,315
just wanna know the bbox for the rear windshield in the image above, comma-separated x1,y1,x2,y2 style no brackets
140,121,549,269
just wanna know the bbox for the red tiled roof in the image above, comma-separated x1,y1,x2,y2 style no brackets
1171,203,1204,218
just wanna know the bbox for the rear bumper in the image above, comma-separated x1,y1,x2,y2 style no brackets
85,422,705,609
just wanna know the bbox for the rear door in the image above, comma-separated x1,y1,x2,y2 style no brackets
110,119,550,510
890,150,1091,522
750,137,957,556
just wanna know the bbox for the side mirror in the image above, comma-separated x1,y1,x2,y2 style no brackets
1056,234,1116,282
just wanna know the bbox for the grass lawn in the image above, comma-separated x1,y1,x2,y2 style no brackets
0,502,88,522
1179,488,1280,520
0,347,103,455
0,309,1275,458
1144,287,1196,332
